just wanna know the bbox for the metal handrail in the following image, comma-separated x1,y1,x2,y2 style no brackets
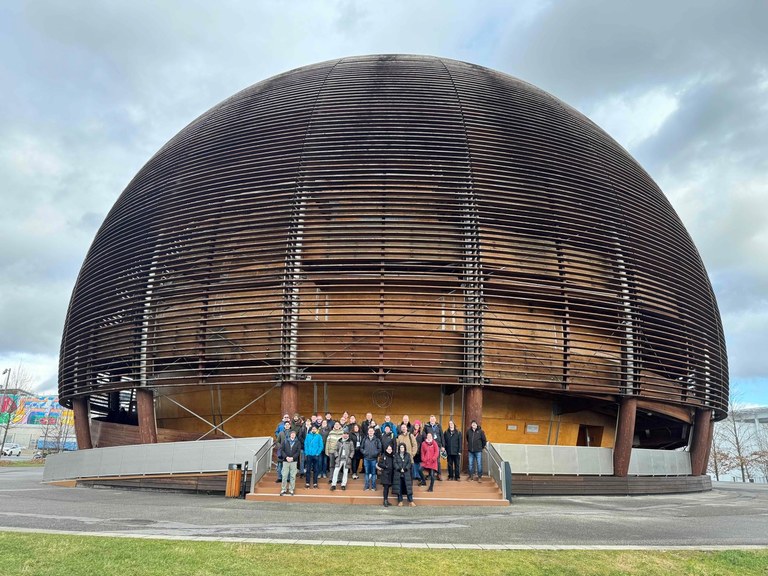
250,438,274,493
487,442,511,501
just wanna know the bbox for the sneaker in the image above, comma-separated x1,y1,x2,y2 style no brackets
280,491,286,496
398,501,403,507
305,484,310,489
313,484,318,489
275,479,281,483
289,491,294,496
410,502,416,507
352,474,359,480
341,485,346,491
476,475,482,482
331,485,336,491
437,475,443,481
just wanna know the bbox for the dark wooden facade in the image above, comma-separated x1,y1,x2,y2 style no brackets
59,56,727,478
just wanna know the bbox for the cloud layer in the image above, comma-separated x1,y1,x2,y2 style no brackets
1,1,765,400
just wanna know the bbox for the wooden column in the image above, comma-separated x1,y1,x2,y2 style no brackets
613,396,637,477
689,408,713,476
136,388,158,444
72,397,93,450
281,381,299,420
463,385,483,472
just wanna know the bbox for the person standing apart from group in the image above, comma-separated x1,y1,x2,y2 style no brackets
466,419,487,481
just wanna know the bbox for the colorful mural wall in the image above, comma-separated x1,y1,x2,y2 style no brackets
0,394,74,427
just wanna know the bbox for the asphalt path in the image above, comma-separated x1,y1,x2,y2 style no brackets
1,466,767,548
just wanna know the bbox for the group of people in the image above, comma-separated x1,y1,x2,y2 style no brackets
274,411,488,507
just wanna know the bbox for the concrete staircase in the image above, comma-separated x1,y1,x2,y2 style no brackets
246,471,509,506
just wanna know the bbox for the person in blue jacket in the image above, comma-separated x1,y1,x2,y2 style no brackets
303,425,324,489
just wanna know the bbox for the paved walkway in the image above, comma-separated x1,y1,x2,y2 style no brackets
2,467,767,549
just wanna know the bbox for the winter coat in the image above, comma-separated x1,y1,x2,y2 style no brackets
326,428,344,456
393,452,413,493
420,439,440,471
443,428,462,456
281,437,301,462
361,435,382,459
413,431,425,463
380,421,398,438
303,431,324,457
334,438,355,467
466,426,487,453
349,430,363,455
381,432,396,454
396,432,418,458
377,452,395,485
424,422,444,446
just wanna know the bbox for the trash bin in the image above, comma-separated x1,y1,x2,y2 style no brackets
226,463,243,498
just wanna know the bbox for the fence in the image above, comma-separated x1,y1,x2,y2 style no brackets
43,437,272,482
491,444,692,476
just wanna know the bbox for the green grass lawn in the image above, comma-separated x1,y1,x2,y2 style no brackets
0,459,45,467
1,532,766,575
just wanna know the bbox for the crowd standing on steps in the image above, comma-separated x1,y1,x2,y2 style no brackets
273,410,490,504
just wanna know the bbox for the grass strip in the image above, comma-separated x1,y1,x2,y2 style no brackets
1,532,766,576
0,460,45,467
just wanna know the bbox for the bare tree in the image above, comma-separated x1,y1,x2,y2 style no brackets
0,364,34,455
752,420,768,482
717,401,756,482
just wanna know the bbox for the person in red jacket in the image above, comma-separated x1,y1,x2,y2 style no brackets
419,431,440,492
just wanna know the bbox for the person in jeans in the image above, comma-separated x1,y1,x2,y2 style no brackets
303,424,324,489
349,423,363,480
274,420,293,483
331,429,354,491
361,425,382,491
393,441,415,506
280,429,300,496
412,420,426,486
466,419,487,481
443,420,462,481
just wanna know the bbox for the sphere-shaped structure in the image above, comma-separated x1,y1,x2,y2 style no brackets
60,55,727,455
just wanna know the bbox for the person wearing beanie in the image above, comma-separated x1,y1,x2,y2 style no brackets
325,421,344,483
331,429,354,491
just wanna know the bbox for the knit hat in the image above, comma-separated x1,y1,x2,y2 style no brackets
414,419,421,426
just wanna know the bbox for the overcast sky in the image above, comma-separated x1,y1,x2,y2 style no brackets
1,1,766,406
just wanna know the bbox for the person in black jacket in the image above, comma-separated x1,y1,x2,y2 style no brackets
280,430,301,495
393,442,415,506
361,426,382,490
443,420,462,481
466,420,487,481
349,423,363,480
376,444,395,507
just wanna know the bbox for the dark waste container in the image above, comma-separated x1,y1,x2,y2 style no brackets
226,463,243,497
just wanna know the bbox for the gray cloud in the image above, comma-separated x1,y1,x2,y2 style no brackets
0,0,765,395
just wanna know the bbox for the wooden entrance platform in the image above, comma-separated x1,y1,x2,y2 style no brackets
246,471,509,506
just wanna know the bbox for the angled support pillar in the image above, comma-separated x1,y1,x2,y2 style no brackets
281,381,299,421
136,388,157,444
613,396,637,477
689,408,714,476
72,396,93,450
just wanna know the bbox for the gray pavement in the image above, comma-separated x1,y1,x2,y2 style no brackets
1,466,767,548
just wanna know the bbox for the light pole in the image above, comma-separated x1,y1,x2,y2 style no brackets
0,368,11,456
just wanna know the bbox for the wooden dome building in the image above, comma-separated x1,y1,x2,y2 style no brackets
60,55,726,478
